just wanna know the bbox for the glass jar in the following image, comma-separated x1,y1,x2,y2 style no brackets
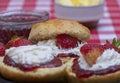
0,10,49,44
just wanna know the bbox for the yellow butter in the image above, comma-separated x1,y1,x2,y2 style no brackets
90,0,100,6
58,0,100,6
58,0,73,6
71,0,80,6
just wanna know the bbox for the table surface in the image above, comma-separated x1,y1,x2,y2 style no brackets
0,0,120,44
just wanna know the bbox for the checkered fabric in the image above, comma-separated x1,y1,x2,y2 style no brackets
0,0,120,44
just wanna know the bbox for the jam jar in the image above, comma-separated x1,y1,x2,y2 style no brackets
0,10,49,44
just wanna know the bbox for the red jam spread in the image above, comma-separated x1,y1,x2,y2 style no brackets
57,53,79,58
72,58,120,78
3,55,62,71
0,11,49,44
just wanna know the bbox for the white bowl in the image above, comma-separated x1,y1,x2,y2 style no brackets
55,0,104,29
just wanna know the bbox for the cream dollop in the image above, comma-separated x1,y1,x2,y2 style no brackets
55,42,85,57
6,45,55,65
37,39,85,57
79,49,120,71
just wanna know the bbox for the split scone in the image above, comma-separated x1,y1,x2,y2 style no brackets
0,19,90,82
66,42,120,83
28,18,90,62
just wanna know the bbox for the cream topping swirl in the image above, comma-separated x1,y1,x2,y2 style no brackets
79,49,120,71
5,45,55,65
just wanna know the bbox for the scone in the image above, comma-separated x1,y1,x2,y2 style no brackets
66,42,120,83
0,45,66,83
28,19,90,62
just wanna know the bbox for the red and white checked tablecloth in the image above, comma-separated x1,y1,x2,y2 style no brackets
0,0,120,44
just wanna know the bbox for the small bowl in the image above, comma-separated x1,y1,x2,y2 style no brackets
0,10,49,44
55,0,104,29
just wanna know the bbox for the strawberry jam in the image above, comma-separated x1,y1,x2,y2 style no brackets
72,58,120,78
3,55,62,71
0,10,49,44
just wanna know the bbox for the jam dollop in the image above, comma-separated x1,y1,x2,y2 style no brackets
3,55,62,71
72,58,120,78
0,11,49,44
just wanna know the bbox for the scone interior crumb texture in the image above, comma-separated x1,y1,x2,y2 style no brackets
28,19,90,43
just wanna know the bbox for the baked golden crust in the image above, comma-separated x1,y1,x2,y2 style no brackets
28,19,90,43
0,62,66,83
66,59,120,83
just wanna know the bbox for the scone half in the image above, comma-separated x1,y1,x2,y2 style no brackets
66,54,120,83
28,19,90,43
0,45,66,83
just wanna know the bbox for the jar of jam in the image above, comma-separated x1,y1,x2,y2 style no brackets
0,10,49,44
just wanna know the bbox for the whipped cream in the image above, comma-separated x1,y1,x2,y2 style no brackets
79,49,120,71
55,42,85,56
5,45,55,65
6,39,85,65
37,39,85,57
